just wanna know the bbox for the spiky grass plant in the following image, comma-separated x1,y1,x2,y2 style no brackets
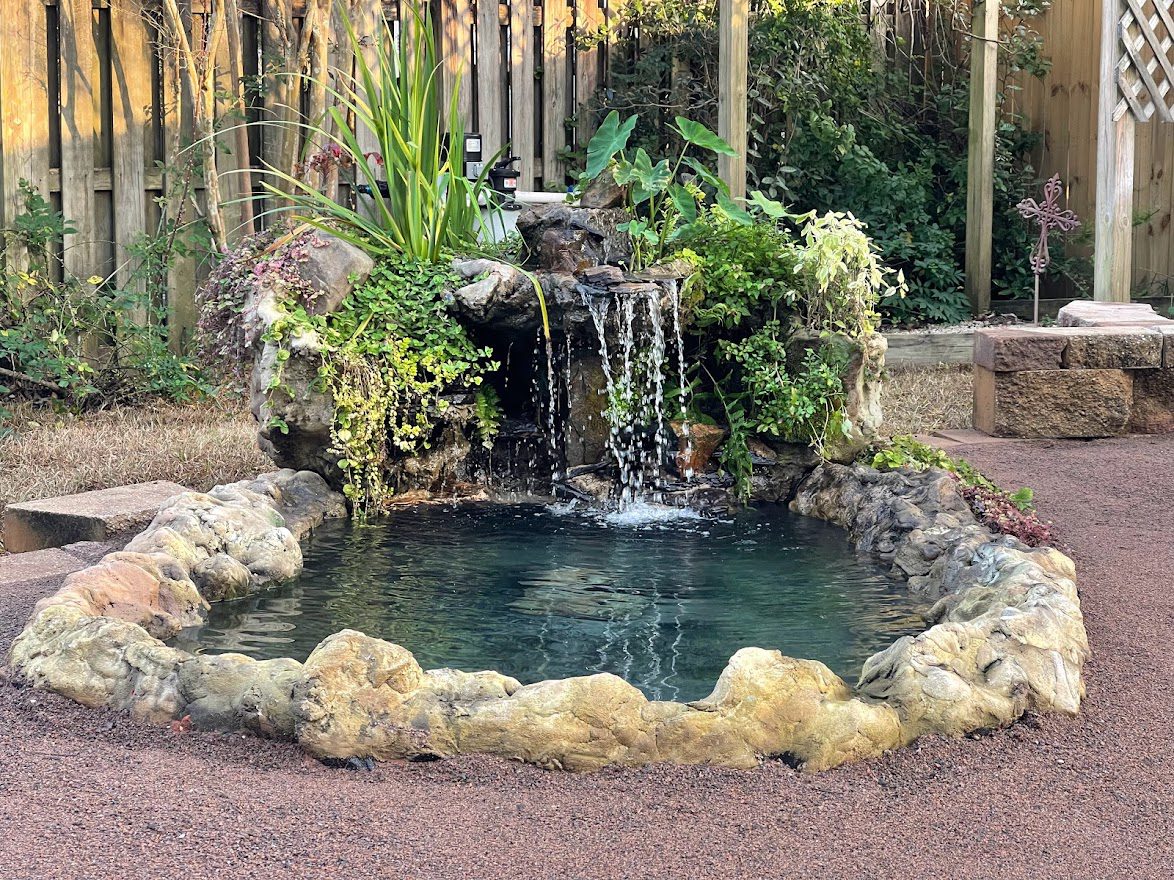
262,6,488,261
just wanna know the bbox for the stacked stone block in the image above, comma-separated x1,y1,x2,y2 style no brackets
973,302,1174,438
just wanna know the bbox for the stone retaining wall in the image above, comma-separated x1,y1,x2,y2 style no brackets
6,467,1089,773
973,301,1174,437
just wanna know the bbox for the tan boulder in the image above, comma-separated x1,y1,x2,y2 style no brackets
10,604,185,724
178,652,304,738
293,630,426,760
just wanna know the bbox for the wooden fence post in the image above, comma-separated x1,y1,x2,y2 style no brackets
717,0,748,200
964,0,998,316
1094,0,1134,302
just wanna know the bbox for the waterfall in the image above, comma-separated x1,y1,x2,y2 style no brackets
580,281,690,508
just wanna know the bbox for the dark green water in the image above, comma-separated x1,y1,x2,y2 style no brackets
174,503,928,702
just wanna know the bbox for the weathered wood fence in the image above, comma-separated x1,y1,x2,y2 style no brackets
0,0,618,347
4,0,1170,349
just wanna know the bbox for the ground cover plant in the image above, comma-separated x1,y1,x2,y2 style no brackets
868,434,1053,545
0,183,210,420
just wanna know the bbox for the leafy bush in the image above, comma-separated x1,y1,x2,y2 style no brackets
670,209,896,496
1,182,209,414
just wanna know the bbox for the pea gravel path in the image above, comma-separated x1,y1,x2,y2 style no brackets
0,436,1171,880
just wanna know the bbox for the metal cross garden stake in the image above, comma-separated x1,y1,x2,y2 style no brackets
1016,173,1080,324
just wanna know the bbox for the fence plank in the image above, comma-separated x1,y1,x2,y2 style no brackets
510,0,536,189
109,0,152,322
0,2,51,272
575,0,603,149
476,0,505,156
542,0,572,187
442,0,474,127
59,0,97,279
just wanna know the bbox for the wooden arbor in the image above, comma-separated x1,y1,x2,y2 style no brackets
1095,0,1174,302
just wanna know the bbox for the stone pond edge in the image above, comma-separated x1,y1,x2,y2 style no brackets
5,465,1089,772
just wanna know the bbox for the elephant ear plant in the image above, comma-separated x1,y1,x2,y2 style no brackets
577,111,790,270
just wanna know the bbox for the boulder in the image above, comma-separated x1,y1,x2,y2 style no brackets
748,442,821,503
517,205,632,273
450,258,545,333
293,630,427,760
578,175,627,209
786,331,887,463
671,422,727,476
564,354,611,468
179,652,304,738
297,234,375,316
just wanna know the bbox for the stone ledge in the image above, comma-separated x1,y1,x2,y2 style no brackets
3,482,189,554
1057,300,1174,328
973,366,1133,438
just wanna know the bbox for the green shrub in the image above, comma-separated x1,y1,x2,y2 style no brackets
1,181,209,416
263,255,499,513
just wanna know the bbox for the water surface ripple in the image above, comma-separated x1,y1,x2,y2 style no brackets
174,503,928,702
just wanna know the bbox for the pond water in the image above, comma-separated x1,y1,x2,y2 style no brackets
173,503,929,702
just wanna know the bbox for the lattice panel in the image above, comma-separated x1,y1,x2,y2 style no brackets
1115,0,1174,122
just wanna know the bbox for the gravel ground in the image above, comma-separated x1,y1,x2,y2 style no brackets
0,436,1171,880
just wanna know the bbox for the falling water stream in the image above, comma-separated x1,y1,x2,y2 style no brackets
580,281,691,507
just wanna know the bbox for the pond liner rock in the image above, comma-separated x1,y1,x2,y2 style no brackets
6,463,1088,773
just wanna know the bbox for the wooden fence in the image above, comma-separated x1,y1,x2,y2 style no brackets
0,0,618,348
3,0,1171,350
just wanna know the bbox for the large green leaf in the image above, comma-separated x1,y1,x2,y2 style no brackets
674,117,738,157
714,192,754,226
628,149,672,203
669,183,699,225
585,110,637,180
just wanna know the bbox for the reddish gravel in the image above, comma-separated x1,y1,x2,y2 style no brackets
1,436,1171,880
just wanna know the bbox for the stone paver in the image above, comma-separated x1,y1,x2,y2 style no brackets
2,481,186,553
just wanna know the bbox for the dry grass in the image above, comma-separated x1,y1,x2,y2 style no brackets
880,365,973,437
1,399,269,551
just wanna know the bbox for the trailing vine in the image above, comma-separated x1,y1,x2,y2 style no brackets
263,256,500,514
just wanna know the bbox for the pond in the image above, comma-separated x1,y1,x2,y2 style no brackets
174,503,929,702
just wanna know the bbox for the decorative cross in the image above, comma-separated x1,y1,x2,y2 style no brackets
1016,174,1080,323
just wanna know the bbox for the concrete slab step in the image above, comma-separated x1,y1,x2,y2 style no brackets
2,481,187,553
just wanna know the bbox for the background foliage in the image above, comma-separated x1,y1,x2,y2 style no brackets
592,0,1084,325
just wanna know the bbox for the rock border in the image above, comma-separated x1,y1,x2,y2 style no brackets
6,464,1088,772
